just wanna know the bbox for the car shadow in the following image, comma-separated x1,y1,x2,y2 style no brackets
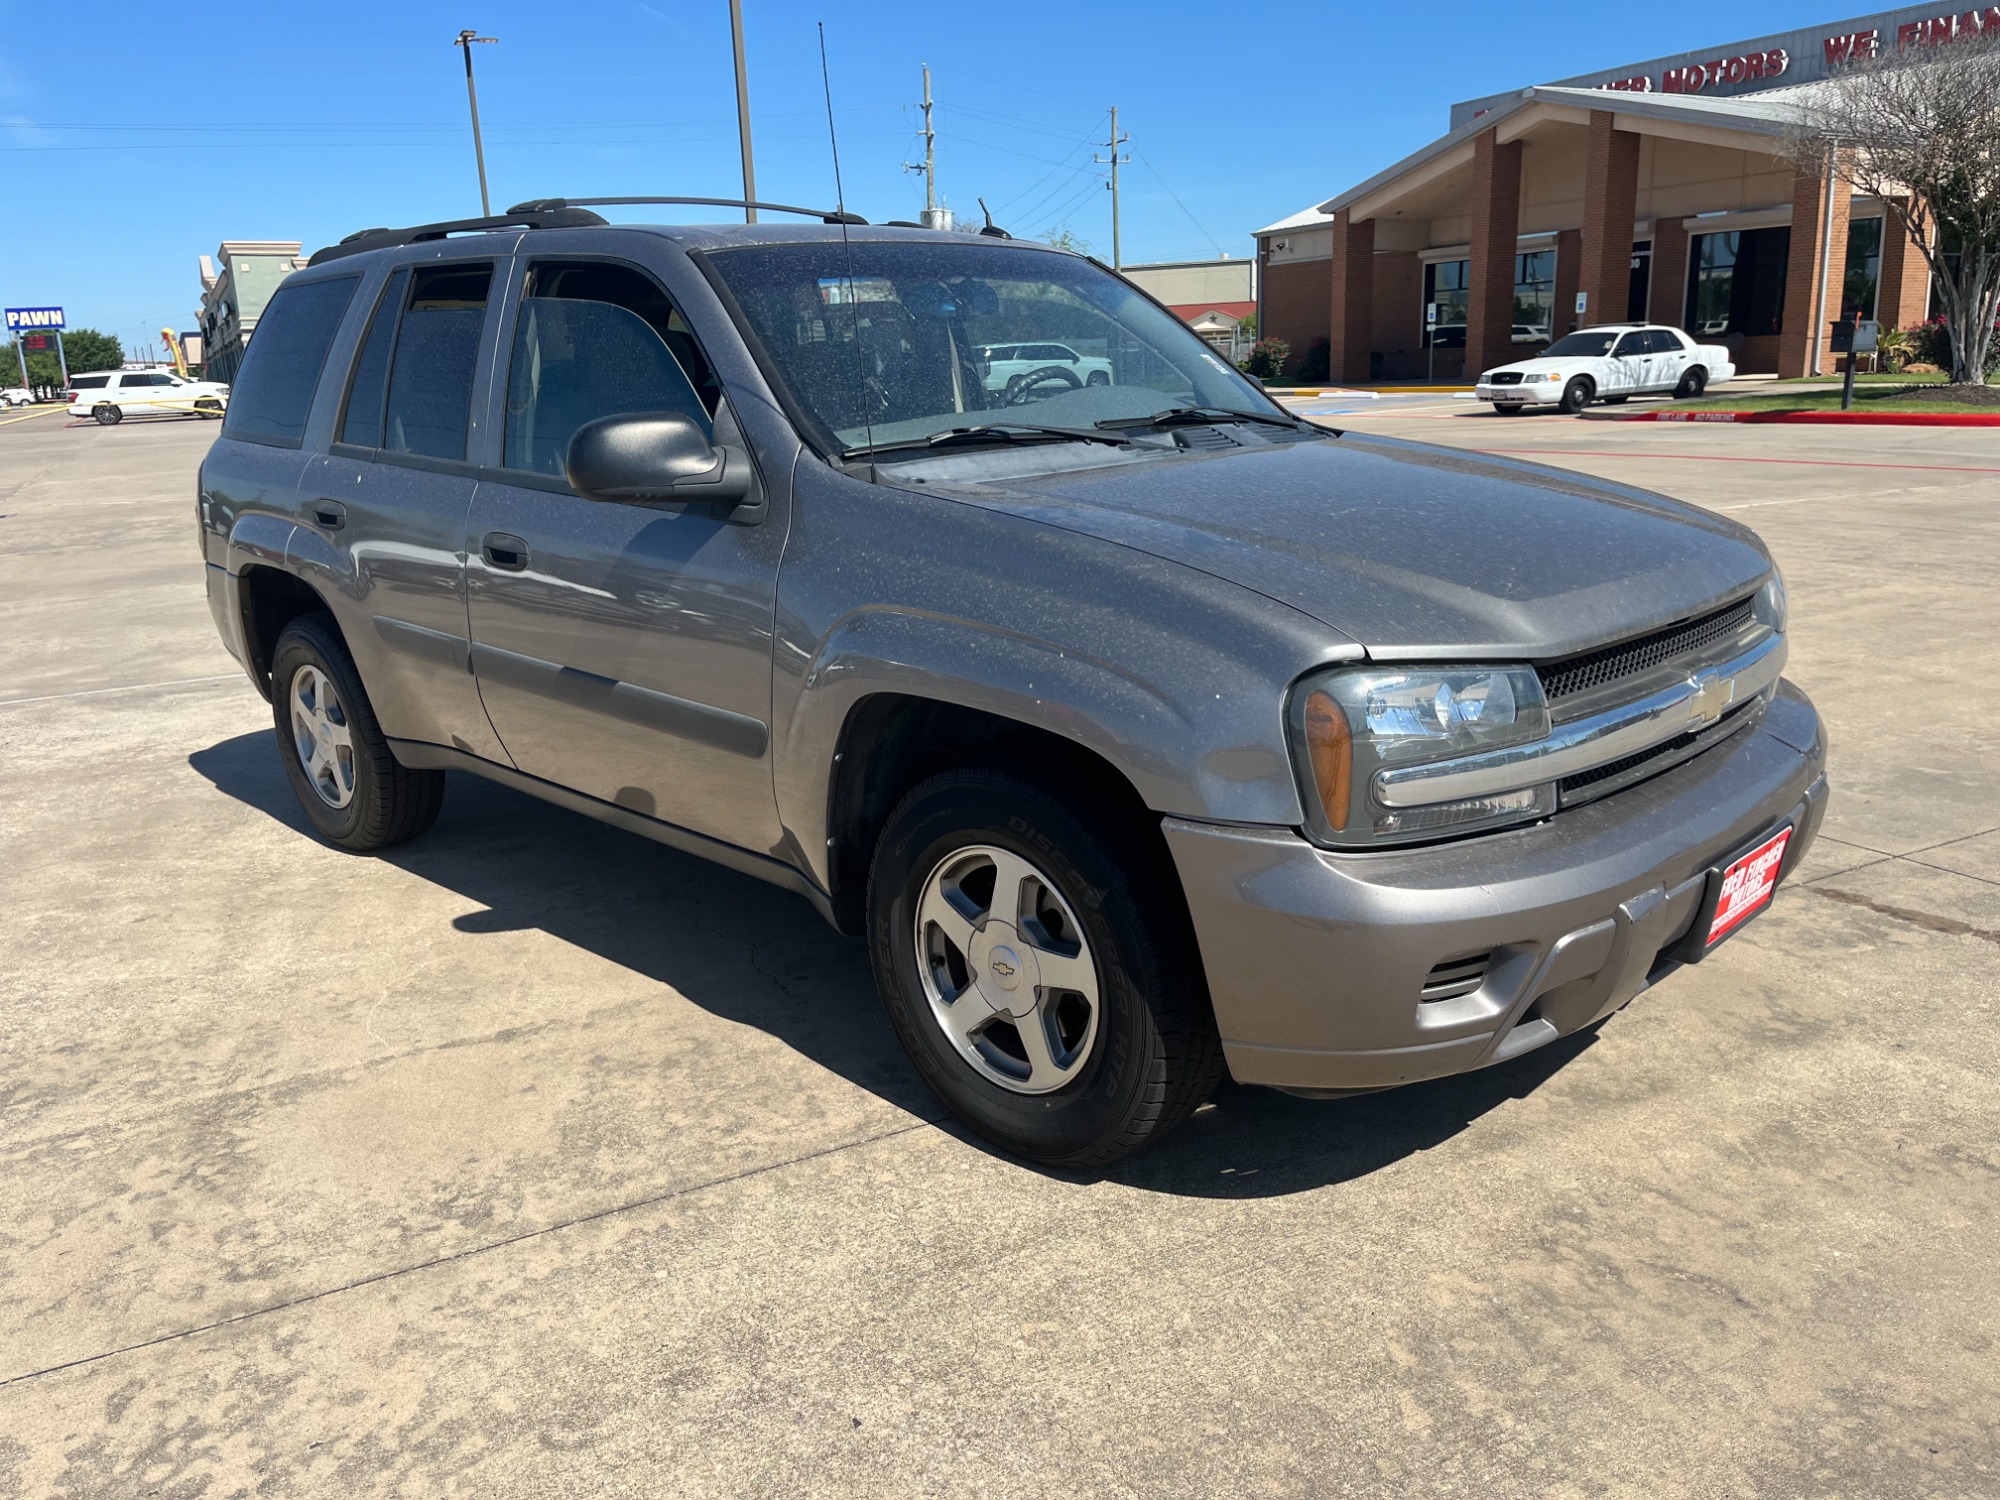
190,730,1600,1200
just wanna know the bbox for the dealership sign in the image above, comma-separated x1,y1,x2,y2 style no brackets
1453,5,2000,126
5,307,66,333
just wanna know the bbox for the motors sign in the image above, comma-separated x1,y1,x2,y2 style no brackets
6,307,66,333
1451,4,2000,127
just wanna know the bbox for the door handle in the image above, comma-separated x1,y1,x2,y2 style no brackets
311,500,347,531
482,532,529,571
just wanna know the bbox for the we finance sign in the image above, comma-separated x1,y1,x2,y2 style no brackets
5,307,66,333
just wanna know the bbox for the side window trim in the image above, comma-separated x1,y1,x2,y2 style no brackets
336,267,412,449
338,256,498,471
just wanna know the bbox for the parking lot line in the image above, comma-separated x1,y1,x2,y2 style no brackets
0,406,67,426
1469,446,2000,475
0,673,245,708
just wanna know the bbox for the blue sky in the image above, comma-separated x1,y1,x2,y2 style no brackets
0,0,1847,352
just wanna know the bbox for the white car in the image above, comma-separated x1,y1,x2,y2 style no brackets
1474,324,1736,414
977,342,1114,398
1,387,34,408
67,369,230,425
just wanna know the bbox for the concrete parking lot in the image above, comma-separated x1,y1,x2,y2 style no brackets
1,403,1996,1497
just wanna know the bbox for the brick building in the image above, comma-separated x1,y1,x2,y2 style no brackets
1253,6,1968,381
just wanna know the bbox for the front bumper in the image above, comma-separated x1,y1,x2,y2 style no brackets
1477,381,1560,404
1165,680,1827,1092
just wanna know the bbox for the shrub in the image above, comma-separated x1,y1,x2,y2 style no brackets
1240,338,1290,381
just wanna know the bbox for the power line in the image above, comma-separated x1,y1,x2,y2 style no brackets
1132,148,1226,259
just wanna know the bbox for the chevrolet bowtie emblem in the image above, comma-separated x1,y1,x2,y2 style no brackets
1686,669,1736,728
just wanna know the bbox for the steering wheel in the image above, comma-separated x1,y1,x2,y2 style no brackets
1003,365,1084,406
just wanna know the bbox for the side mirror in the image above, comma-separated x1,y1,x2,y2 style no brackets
565,411,753,507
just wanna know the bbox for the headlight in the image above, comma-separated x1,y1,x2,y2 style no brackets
1289,665,1554,847
1753,565,1787,633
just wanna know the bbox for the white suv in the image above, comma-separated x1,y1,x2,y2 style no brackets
67,370,229,425
977,342,1114,398
1,387,34,408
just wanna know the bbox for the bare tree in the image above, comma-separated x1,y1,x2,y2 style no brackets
1785,34,2000,384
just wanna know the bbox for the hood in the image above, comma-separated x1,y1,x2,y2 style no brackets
915,432,1771,660
1482,355,1594,377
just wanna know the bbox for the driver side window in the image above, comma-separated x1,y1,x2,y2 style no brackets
502,260,716,478
1613,332,1649,357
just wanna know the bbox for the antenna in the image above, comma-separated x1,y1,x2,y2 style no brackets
819,22,874,458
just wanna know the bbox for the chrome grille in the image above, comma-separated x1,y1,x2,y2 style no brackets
1537,597,1756,704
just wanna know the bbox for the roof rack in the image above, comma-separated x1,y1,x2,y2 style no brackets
307,208,610,266
508,196,867,226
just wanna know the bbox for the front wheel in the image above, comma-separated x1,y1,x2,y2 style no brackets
1674,366,1709,399
1557,377,1592,415
868,769,1223,1166
271,613,445,852
1085,370,1110,387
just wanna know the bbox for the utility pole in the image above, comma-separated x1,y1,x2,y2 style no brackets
902,65,948,230
455,30,499,217
1093,107,1130,269
728,0,757,222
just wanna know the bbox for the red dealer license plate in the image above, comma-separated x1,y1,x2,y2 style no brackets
1703,826,1793,949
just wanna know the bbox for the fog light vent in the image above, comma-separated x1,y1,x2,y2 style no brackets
1420,952,1491,1003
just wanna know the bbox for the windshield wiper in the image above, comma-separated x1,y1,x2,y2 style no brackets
1095,405,1305,432
841,422,1133,459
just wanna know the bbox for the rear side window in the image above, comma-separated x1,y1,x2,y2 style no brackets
71,374,110,390
380,264,492,461
338,269,411,449
1647,329,1686,354
502,260,714,477
222,276,359,445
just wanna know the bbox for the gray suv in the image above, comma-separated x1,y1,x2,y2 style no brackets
197,202,1827,1166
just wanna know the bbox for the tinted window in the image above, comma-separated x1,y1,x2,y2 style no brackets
1613,333,1649,357
1544,330,1619,357
71,374,110,389
222,276,359,444
382,264,493,460
1645,329,1683,354
339,268,410,448
134,372,173,386
502,261,714,477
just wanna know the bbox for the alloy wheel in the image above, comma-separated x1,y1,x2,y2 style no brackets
913,843,1101,1094
289,664,357,809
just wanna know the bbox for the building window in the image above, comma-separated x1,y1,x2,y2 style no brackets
1686,227,1790,337
1513,250,1555,342
1423,258,1468,347
1842,216,1883,320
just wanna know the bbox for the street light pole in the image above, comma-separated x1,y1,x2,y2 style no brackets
728,0,757,223
455,30,499,217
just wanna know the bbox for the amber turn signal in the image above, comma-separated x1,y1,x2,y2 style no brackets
1302,689,1352,830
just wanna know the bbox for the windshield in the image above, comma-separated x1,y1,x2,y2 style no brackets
1542,330,1619,357
703,240,1279,452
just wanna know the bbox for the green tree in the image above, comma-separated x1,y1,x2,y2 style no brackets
1042,224,1091,254
3,327,125,397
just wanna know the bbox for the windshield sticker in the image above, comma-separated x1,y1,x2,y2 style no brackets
817,276,898,306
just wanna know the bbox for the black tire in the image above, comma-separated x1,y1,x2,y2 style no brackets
1085,370,1110,387
1491,403,1524,415
1557,377,1592,415
868,768,1224,1167
93,404,122,426
1674,365,1709,399
270,612,445,852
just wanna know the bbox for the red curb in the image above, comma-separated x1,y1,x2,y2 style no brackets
1602,409,2000,426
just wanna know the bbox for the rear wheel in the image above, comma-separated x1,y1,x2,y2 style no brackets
93,404,122,426
868,768,1223,1166
1557,377,1592,415
271,613,445,852
1674,366,1709,399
